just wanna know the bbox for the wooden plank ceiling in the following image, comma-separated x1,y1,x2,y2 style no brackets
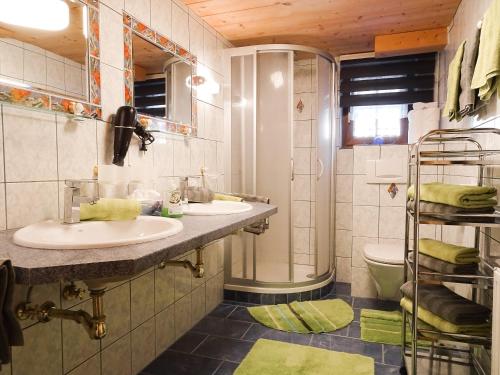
182,0,461,56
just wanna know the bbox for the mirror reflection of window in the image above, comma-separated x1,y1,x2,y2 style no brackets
132,33,192,124
0,0,88,101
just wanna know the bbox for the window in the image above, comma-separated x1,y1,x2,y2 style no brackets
340,53,436,147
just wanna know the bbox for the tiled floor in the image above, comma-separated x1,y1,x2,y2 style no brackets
141,287,402,375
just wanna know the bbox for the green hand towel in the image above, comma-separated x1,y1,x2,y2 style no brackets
400,298,491,336
407,182,497,208
419,238,479,264
360,309,402,322
471,0,500,101
213,193,243,202
443,41,466,121
80,198,141,221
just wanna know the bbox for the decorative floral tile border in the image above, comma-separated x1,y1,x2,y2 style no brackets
122,12,198,137
0,0,102,119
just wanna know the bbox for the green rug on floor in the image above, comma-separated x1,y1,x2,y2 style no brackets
247,299,353,334
234,339,374,375
360,309,432,346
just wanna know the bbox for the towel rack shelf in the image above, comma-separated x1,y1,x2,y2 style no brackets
403,127,500,375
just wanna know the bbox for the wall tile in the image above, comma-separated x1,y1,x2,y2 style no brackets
335,229,352,258
294,148,311,174
3,106,57,182
335,175,352,203
171,3,189,49
151,0,172,38
102,282,131,348
155,306,175,354
294,227,310,253
46,58,65,91
353,145,380,175
379,206,406,240
12,320,62,375
131,318,156,374
100,63,124,122
173,138,190,177
335,257,352,283
100,4,125,70
125,0,151,25
379,183,406,207
97,120,115,165
352,205,379,238
352,175,379,206
205,272,223,312
352,236,378,268
131,271,155,329
294,120,312,147
293,201,311,227
0,184,5,230
351,267,377,298
191,284,206,324
293,175,311,201
101,0,124,13
6,182,58,229
23,50,46,86
67,354,100,375
174,293,192,339
101,333,132,375
62,300,100,373
57,116,97,180
0,41,23,79
189,18,204,62
174,253,192,300
335,202,352,231
203,27,217,69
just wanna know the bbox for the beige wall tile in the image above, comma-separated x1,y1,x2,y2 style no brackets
191,284,206,324
335,229,352,258
351,267,377,298
125,0,151,25
100,4,125,70
62,299,100,373
155,305,175,354
154,265,175,313
102,333,132,375
6,182,59,229
171,3,189,49
335,256,351,283
131,318,156,374
67,354,100,375
151,0,172,38
100,63,124,122
3,107,57,182
131,271,155,329
352,205,379,238
174,254,192,301
0,184,6,230
174,294,192,339
97,120,114,165
102,282,131,348
12,320,62,375
205,272,223,313
189,18,204,62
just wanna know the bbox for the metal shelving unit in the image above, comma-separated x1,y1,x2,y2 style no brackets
403,128,500,375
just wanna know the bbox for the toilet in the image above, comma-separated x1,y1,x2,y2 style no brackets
363,243,405,300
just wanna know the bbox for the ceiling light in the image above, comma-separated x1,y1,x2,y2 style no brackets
0,0,69,31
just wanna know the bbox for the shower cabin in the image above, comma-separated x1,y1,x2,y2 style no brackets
223,45,336,293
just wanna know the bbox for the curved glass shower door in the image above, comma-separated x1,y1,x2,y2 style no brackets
224,45,335,292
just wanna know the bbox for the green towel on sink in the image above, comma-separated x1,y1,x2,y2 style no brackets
471,0,500,101
80,198,141,221
419,238,479,264
443,40,466,121
407,182,497,208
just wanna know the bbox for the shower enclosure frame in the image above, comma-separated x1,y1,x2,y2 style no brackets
223,44,337,293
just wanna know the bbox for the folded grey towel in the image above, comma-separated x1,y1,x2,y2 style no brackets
409,252,478,275
185,187,214,203
400,281,490,325
0,259,24,366
407,199,495,214
459,29,481,116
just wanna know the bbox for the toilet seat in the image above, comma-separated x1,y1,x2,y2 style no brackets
363,243,404,265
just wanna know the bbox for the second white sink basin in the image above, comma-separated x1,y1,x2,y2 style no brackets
13,216,183,250
183,200,253,216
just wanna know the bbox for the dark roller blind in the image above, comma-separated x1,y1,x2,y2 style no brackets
340,53,436,108
134,78,166,117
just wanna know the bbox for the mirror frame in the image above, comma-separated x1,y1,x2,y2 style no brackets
123,12,197,137
0,0,102,119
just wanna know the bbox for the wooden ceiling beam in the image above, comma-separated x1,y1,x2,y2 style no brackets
374,28,448,57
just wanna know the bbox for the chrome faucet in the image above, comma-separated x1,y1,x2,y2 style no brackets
63,180,99,224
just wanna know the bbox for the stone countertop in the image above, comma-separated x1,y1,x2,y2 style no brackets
0,202,277,285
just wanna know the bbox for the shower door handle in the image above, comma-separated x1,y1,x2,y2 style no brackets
291,159,295,181
317,158,324,180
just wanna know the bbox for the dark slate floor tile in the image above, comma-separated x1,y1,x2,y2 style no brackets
192,316,252,339
353,308,361,322
311,288,321,300
348,321,361,339
261,294,275,305
247,293,262,304
329,324,349,337
227,306,256,323
142,350,221,375
223,290,236,301
287,293,300,303
169,332,208,353
335,282,351,296
310,333,332,350
209,304,237,319
299,291,312,301
242,324,312,345
275,294,287,304
331,336,383,363
214,361,239,375
375,363,401,375
223,300,258,307
193,336,254,363
353,297,400,311
383,345,403,366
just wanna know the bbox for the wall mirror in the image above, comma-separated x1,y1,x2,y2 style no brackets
0,0,101,118
132,33,192,124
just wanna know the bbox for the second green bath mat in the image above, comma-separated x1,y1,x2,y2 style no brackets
247,299,353,334
234,339,374,375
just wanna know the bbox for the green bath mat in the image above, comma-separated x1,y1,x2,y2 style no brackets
360,309,431,346
234,339,374,375
247,299,353,334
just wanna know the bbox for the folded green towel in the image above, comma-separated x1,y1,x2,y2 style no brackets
213,193,243,202
443,41,466,121
400,298,491,336
419,238,479,264
80,198,141,221
407,183,497,208
360,309,401,322
471,0,500,101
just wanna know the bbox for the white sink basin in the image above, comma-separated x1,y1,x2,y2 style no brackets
183,200,253,216
13,216,183,250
